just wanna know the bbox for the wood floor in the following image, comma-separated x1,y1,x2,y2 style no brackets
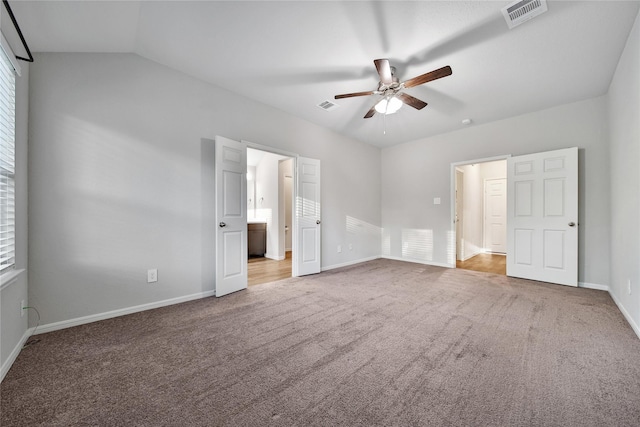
248,251,292,286
456,253,506,275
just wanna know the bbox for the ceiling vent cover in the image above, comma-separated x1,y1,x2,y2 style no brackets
502,0,548,29
317,100,339,111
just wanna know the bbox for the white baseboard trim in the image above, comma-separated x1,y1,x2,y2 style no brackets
609,291,640,341
1,326,34,383
35,290,216,335
578,281,610,291
460,251,482,262
322,256,381,272
381,255,454,269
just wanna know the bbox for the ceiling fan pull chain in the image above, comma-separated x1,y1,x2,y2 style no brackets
383,110,387,135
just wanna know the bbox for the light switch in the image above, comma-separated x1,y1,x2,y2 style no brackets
434,197,441,205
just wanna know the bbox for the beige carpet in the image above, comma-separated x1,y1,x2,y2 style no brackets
2,259,640,426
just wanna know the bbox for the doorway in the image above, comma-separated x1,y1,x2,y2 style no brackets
247,147,293,286
453,158,507,275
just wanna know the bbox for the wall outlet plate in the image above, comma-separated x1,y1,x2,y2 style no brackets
148,269,158,283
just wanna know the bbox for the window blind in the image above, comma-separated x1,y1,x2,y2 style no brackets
0,45,16,274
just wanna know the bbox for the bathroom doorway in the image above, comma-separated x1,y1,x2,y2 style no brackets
247,147,294,285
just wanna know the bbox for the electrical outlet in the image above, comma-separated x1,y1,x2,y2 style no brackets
20,300,25,317
147,269,158,283
628,279,632,295
337,245,342,253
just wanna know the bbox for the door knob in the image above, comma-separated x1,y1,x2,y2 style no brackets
316,220,321,225
568,222,576,227
219,222,226,228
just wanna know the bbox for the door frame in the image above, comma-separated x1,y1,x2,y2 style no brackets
455,168,464,261
243,141,303,277
450,155,511,268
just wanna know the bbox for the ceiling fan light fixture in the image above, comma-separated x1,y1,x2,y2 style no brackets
375,96,403,115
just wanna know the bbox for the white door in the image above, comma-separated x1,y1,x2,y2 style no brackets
484,178,507,254
215,136,248,296
507,147,578,287
293,157,321,276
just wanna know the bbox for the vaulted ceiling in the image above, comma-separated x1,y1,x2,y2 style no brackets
4,1,639,147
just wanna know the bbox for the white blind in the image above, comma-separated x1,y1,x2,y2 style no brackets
0,45,16,273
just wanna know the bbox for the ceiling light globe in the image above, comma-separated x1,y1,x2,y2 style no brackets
375,96,403,115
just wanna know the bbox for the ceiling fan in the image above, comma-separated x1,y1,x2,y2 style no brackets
335,59,452,118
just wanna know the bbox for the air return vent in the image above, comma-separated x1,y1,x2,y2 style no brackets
502,0,548,29
317,100,339,111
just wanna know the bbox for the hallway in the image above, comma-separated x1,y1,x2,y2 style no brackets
456,253,506,275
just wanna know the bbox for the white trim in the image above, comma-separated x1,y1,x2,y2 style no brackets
578,281,610,292
0,32,21,76
0,269,25,291
1,326,33,383
35,290,216,335
609,291,640,340
321,256,380,272
243,140,299,159
265,253,285,261
460,250,483,262
381,255,453,269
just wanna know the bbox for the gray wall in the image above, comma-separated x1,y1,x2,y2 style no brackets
28,53,381,327
608,10,640,334
381,96,611,287
0,62,29,377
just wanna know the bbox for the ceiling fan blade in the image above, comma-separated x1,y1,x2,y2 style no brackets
364,104,377,119
374,59,393,85
403,65,452,89
396,93,428,110
335,90,375,99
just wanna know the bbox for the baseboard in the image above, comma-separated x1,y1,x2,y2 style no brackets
322,256,381,272
609,291,640,340
578,281,610,291
264,253,285,261
381,255,454,269
1,327,34,383
460,250,482,262
35,290,216,335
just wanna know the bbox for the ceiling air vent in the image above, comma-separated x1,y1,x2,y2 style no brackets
502,0,548,29
317,100,339,111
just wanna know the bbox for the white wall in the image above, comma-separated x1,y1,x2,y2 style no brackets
382,96,610,286
1,62,29,380
247,165,256,217
608,10,640,336
459,163,483,260
28,53,381,327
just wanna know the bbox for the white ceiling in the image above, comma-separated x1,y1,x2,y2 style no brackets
5,0,639,148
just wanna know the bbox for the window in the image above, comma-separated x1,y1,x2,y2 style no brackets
0,44,16,274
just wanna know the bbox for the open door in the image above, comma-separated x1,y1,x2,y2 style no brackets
293,157,321,276
215,136,248,296
507,147,578,286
